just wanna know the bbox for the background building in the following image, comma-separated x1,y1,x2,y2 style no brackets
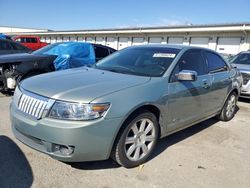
2,23,250,54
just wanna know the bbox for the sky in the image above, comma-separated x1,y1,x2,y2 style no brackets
0,0,250,30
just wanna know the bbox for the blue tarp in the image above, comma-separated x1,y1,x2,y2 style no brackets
0,33,7,39
42,42,96,70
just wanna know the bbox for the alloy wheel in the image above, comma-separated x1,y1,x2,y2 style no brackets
226,94,236,118
124,118,156,161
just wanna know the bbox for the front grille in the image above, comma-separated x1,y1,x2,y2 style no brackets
241,72,250,85
18,93,48,119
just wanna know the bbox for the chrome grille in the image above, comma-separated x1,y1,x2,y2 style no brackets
241,72,250,85
18,93,48,119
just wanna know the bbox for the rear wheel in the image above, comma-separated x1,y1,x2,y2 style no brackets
112,110,159,168
217,92,238,121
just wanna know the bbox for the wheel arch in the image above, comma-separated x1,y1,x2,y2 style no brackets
109,104,162,157
226,88,239,102
220,88,239,114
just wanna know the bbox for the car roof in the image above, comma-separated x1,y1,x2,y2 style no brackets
128,44,217,52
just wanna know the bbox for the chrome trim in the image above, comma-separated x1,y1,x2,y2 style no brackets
15,88,54,120
42,99,56,118
177,70,197,81
13,86,22,108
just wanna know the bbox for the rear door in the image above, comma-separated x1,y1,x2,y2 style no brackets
167,49,211,132
203,50,231,112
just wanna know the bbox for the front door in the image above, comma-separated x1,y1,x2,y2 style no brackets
167,49,211,133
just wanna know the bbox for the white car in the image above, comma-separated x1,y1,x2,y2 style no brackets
231,51,250,98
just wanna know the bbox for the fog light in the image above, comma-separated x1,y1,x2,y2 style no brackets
53,144,74,155
59,145,74,155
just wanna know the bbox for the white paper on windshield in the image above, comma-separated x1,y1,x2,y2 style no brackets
153,53,176,58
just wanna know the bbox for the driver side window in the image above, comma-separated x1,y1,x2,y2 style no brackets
170,49,208,82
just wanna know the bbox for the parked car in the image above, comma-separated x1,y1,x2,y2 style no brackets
0,38,31,55
230,51,250,98
0,42,115,92
10,45,242,168
13,36,49,51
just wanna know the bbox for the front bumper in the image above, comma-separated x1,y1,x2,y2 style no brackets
10,102,123,162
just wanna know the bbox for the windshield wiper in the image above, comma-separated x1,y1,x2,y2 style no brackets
95,66,150,77
86,64,95,68
107,68,128,74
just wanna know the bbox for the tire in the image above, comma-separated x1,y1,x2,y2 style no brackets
111,110,159,168
216,92,238,121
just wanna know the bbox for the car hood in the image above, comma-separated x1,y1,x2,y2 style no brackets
0,53,56,64
21,67,150,103
232,64,250,72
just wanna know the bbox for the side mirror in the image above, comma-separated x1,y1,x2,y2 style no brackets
177,70,197,81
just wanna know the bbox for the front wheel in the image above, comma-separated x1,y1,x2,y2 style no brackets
217,92,238,121
112,110,159,168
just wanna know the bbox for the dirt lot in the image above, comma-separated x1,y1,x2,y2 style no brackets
0,93,250,188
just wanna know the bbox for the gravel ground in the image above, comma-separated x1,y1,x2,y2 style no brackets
0,93,250,188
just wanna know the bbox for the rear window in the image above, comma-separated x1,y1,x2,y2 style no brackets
26,38,38,43
94,46,110,59
15,37,37,43
205,51,228,73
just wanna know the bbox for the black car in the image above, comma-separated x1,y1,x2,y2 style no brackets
0,39,31,55
0,42,116,93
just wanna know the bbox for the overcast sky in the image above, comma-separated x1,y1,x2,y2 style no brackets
0,0,249,30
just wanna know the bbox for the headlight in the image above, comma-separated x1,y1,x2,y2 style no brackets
48,101,110,120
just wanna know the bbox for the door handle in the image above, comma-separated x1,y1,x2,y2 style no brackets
202,79,210,89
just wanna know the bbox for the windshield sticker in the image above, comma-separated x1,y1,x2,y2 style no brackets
153,53,176,58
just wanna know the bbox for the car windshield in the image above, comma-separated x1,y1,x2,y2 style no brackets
95,47,180,77
230,53,250,65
